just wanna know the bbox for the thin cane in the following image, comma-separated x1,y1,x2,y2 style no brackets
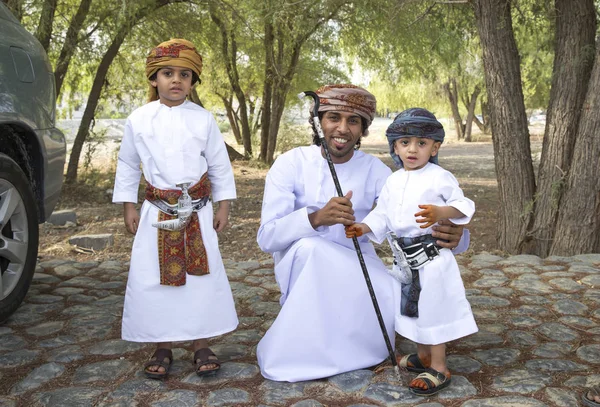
298,91,400,378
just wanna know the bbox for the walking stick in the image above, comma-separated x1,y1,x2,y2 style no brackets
298,91,400,378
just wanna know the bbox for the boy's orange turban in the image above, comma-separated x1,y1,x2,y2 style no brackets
145,39,203,101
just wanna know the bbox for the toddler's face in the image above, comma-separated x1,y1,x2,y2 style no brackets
394,137,440,170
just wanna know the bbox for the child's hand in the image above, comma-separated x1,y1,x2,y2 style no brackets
123,203,140,234
345,223,364,238
415,204,441,229
213,201,231,233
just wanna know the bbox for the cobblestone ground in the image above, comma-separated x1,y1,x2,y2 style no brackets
1,253,599,406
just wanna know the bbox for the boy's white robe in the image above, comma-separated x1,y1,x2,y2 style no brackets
113,100,238,342
256,145,398,382
363,163,478,345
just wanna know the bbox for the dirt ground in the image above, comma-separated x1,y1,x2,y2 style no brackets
42,121,545,264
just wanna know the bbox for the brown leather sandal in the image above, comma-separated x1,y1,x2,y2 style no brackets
193,348,221,376
143,348,173,380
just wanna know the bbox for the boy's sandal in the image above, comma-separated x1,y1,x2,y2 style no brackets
409,368,451,396
194,348,221,377
583,386,600,407
397,353,429,373
144,348,173,380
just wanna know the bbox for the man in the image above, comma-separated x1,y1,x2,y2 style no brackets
256,84,466,382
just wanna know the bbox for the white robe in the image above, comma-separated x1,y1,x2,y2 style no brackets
113,100,238,342
363,163,478,345
256,145,398,382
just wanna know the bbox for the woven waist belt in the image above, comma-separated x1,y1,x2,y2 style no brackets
144,175,212,286
147,196,210,216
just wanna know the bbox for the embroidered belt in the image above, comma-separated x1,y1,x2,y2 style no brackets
145,174,211,286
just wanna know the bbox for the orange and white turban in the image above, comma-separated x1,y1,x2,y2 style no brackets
145,38,203,101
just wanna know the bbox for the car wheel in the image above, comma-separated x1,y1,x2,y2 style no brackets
0,153,39,323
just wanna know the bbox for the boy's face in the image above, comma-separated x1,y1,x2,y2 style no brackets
151,66,193,107
393,136,441,171
320,111,364,164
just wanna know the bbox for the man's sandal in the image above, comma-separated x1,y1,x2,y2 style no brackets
143,348,173,380
583,386,600,407
193,348,221,377
409,368,451,396
397,353,429,373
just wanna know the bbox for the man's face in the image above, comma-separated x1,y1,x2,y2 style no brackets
151,66,193,107
320,111,364,164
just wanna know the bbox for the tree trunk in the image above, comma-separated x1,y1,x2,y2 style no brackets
444,78,464,139
266,80,289,163
219,95,242,145
479,99,491,133
188,87,204,107
34,0,57,52
527,0,596,256
259,19,274,162
54,0,93,98
473,0,536,253
551,41,600,255
65,0,180,184
225,142,245,161
463,86,480,142
208,4,252,158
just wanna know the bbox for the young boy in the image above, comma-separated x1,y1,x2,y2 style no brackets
113,39,238,379
346,108,477,395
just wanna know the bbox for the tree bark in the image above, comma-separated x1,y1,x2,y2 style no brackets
463,86,480,142
551,41,600,255
208,4,252,158
527,0,596,256
219,94,242,145
473,0,536,253
259,3,345,164
259,19,274,162
443,78,464,139
54,0,93,98
65,0,182,184
188,87,204,107
34,0,58,52
225,142,245,161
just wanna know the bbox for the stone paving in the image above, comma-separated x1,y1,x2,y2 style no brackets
1,253,599,406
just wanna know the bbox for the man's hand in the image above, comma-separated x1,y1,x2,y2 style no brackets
123,202,139,235
414,204,442,229
308,191,355,228
214,200,231,233
431,219,464,249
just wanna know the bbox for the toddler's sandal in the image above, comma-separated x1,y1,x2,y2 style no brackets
409,368,451,396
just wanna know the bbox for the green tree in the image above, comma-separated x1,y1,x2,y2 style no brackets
65,0,190,184
472,0,599,255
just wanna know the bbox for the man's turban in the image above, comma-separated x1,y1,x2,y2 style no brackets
386,108,445,167
311,84,377,132
145,39,203,101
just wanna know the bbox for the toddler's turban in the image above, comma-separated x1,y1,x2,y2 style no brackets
386,108,445,167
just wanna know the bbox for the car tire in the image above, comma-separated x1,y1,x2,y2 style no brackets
0,153,39,323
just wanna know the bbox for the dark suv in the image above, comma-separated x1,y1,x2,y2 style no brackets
0,4,66,322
